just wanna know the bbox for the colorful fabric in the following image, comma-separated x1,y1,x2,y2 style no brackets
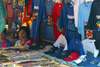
53,3,65,40
14,7,23,26
17,0,25,9
11,0,17,10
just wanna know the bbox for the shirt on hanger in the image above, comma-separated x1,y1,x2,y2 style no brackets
30,0,46,41
78,2,92,40
74,0,84,27
58,3,76,44
88,0,100,50
53,2,65,40
44,0,55,41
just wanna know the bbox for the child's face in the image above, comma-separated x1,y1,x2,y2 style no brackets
18,29,27,40
0,32,5,40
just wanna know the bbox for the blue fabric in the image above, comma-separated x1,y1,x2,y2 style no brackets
50,48,63,57
78,2,92,40
43,0,55,41
79,54,100,67
85,64,100,67
59,3,75,43
68,38,85,55
30,0,46,40
45,26,55,41
0,39,12,47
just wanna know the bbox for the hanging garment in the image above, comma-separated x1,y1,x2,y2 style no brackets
11,0,17,10
74,0,84,27
88,0,100,50
6,4,13,18
44,0,55,41
53,3,65,40
14,7,23,26
78,2,92,40
30,0,46,41
58,3,76,44
0,0,7,34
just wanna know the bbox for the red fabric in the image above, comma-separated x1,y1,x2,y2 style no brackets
2,42,7,48
7,4,13,18
63,52,80,61
28,0,32,14
53,3,65,40
22,39,32,47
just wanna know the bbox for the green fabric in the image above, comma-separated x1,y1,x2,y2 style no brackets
0,0,7,34
0,17,6,35
1,0,7,17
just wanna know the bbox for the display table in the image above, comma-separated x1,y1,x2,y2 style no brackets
0,45,82,67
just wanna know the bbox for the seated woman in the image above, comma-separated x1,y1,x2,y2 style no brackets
0,29,12,48
15,26,32,48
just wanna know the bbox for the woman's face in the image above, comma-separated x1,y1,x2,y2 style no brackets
18,29,27,40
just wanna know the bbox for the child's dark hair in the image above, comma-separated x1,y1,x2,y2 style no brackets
19,26,30,39
3,29,6,34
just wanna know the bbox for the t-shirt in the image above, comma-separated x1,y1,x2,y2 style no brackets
44,0,55,41
82,39,99,58
88,0,100,49
78,2,92,40
15,39,32,48
74,0,84,27
30,0,46,41
53,3,64,40
68,38,85,55
0,39,12,48
59,3,76,44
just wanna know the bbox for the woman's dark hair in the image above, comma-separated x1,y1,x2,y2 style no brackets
19,26,30,39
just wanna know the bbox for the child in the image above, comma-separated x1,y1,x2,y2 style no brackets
0,29,12,48
15,26,32,48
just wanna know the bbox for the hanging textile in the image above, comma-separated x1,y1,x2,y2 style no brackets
0,0,7,34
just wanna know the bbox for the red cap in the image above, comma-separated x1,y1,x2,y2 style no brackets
63,52,80,61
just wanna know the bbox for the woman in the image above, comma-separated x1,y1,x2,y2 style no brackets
15,26,32,48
